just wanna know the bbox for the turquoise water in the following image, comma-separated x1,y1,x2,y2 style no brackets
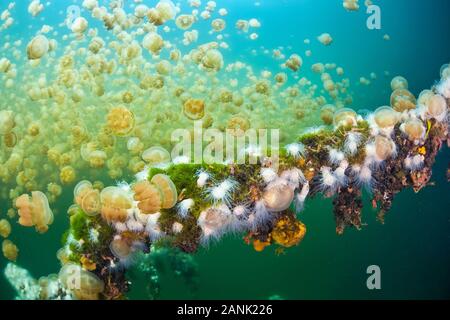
1,0,449,300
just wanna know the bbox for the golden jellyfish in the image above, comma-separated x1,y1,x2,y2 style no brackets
211,18,226,32
227,116,251,137
147,8,164,26
400,119,426,142
333,108,358,127
16,191,54,233
317,33,333,46
0,110,15,134
320,104,336,125
151,174,178,209
271,215,307,248
71,17,88,34
60,166,76,185
88,150,107,168
133,180,163,214
391,76,408,91
142,32,164,55
201,49,224,72
373,106,399,129
426,94,447,121
390,89,417,112
175,14,195,30
2,239,18,262
74,181,101,217
263,184,294,212
285,54,303,72
0,219,11,238
106,106,135,137
27,35,49,60
127,137,144,154
183,98,205,120
3,132,17,148
110,238,132,260
156,0,176,21
59,263,104,300
142,146,171,166
100,186,133,223
122,91,134,104
374,135,396,161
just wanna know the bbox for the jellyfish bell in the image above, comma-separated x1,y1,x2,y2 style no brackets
390,89,417,112
333,108,358,128
27,35,49,60
142,146,171,166
426,94,447,122
106,106,135,137
132,180,163,214
110,238,132,262
183,98,205,120
59,263,104,300
391,76,408,91
151,174,178,209
2,239,18,262
15,191,54,233
400,119,426,142
198,206,232,240
0,110,15,134
320,104,336,125
373,135,397,162
373,106,399,133
3,132,17,148
263,183,295,212
175,14,195,30
100,186,133,223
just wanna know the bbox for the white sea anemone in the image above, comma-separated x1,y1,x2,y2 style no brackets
196,169,210,188
344,132,363,156
135,166,149,181
88,228,99,244
334,160,349,186
328,148,345,166
206,178,237,206
145,213,164,241
404,155,425,171
320,166,338,192
285,143,305,159
280,168,306,189
176,198,194,218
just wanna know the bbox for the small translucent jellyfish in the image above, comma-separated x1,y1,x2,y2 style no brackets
201,49,224,72
60,166,76,185
227,116,251,137
211,18,226,32
59,263,104,300
16,191,54,233
333,108,358,127
151,174,178,209
0,219,12,238
142,146,171,166
317,33,333,46
106,106,135,137
426,94,447,121
74,180,101,216
0,110,15,134
3,132,17,148
271,215,307,248
343,0,359,11
374,135,396,161
100,186,133,223
373,106,399,129
400,119,426,142
417,89,434,106
27,35,49,60
175,14,195,30
390,89,417,112
391,76,408,91
198,206,232,239
263,184,295,212
2,239,18,262
320,104,336,125
285,54,303,72
110,238,132,261
127,137,144,154
71,17,88,34
142,32,164,55
88,150,107,168
132,180,163,214
183,98,205,120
